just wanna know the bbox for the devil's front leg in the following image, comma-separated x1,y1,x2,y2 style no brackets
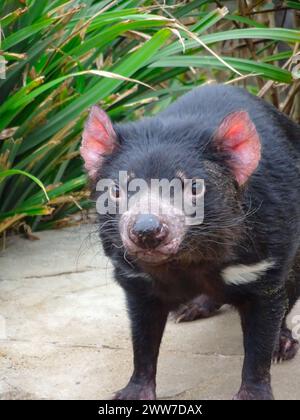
234,284,286,400
114,289,169,400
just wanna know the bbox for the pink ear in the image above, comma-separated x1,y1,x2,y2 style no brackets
80,106,117,179
213,111,261,185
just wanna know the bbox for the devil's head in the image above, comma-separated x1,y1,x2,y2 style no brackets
81,105,260,266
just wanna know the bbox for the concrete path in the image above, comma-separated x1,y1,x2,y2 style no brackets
0,225,299,400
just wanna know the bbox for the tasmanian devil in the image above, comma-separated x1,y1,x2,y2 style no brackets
80,84,300,400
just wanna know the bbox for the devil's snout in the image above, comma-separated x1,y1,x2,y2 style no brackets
129,214,168,249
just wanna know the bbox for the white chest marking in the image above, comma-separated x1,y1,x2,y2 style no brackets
221,260,275,286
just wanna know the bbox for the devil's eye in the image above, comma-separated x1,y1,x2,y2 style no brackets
191,180,205,196
192,180,198,195
110,183,120,200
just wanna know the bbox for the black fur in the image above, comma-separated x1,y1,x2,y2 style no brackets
93,84,300,400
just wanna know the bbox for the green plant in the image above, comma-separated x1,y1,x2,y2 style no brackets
0,0,299,235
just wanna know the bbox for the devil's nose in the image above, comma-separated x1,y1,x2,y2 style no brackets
129,214,168,249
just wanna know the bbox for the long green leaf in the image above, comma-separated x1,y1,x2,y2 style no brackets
2,18,56,50
150,55,292,83
0,169,49,201
155,28,300,59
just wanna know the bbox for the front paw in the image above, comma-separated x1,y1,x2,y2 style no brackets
113,381,156,400
233,383,274,400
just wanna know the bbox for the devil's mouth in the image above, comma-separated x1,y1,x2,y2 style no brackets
122,236,181,264
133,251,170,264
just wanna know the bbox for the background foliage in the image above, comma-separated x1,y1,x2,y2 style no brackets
0,0,299,239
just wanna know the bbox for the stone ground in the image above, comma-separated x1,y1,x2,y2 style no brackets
0,225,299,400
